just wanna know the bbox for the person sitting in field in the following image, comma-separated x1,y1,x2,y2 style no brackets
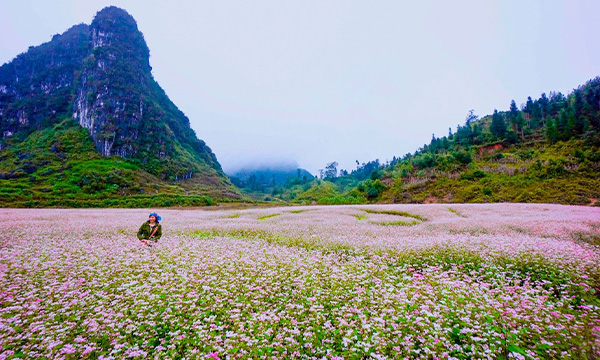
137,212,162,246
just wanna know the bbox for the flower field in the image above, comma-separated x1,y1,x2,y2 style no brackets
1,204,599,359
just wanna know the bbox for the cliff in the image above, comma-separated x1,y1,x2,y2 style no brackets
0,7,241,206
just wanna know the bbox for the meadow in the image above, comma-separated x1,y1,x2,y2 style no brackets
0,204,599,359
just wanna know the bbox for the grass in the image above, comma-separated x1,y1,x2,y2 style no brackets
507,225,531,235
0,119,240,208
447,207,467,218
361,208,428,221
371,220,421,226
353,214,367,220
223,213,241,218
570,226,600,246
258,213,281,221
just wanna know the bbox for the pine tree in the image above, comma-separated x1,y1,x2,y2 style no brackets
582,77,600,129
573,90,584,119
557,108,569,139
472,124,482,144
539,93,550,118
516,112,525,139
509,100,519,132
545,117,557,143
575,115,587,135
566,112,575,138
490,109,507,138
525,96,535,125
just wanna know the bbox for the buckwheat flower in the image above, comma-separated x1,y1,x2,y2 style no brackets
60,344,76,354
81,346,95,356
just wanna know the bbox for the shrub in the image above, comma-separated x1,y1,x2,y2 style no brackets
459,170,487,181
370,169,383,180
412,153,436,169
360,179,385,199
452,150,472,165
317,195,365,205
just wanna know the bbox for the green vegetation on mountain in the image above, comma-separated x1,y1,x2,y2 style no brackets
0,7,241,207
291,77,600,206
0,119,237,207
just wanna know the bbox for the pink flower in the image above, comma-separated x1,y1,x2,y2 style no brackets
82,346,95,356
74,336,86,343
60,344,76,354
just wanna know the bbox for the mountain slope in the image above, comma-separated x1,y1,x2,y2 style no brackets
379,139,600,205
0,7,240,205
298,77,600,206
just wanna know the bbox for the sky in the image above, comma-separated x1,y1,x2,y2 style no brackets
1,1,599,175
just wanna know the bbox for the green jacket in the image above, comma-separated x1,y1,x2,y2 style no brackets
137,221,162,241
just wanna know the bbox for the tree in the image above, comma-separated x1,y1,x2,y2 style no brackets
509,100,519,129
549,91,567,117
370,168,382,180
557,108,569,139
575,115,587,135
324,161,338,179
539,93,550,118
361,179,385,199
531,98,542,123
573,90,584,119
524,96,535,118
582,77,600,129
441,136,450,149
248,174,258,191
515,112,525,139
490,109,507,138
466,109,478,125
545,116,558,143
472,123,482,144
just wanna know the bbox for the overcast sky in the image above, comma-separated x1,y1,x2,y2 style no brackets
1,1,599,174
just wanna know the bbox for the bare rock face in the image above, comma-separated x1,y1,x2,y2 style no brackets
0,7,225,181
72,7,152,159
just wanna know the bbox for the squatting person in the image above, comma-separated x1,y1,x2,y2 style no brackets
137,212,162,246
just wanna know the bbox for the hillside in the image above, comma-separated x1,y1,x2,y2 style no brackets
379,139,600,205
0,7,241,206
294,77,600,206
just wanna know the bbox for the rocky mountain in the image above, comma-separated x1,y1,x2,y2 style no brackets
0,7,240,206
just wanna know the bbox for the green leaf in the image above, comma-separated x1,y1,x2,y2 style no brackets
507,344,527,355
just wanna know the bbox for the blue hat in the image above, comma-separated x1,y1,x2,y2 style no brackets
149,212,162,221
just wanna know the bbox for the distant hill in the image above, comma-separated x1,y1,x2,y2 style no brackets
294,77,600,205
229,165,313,192
0,6,240,207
